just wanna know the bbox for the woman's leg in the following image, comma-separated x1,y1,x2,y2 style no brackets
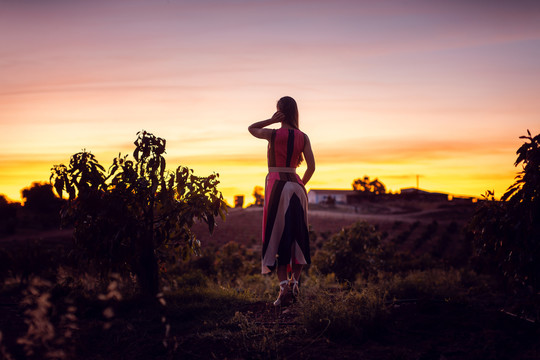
291,264,303,282
277,264,288,282
290,264,303,298
274,264,290,306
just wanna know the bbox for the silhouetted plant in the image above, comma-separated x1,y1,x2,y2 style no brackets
470,130,540,291
50,131,227,297
252,186,264,207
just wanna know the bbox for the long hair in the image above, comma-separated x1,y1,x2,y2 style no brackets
277,96,303,166
277,96,299,129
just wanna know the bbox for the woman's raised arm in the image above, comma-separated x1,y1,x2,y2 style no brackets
248,112,284,140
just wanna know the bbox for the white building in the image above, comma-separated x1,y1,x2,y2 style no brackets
307,189,355,204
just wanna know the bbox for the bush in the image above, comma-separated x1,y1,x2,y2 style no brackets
215,242,248,284
312,221,382,283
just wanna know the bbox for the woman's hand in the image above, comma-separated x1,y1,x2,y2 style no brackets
271,111,285,123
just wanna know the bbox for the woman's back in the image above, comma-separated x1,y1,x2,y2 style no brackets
267,128,306,168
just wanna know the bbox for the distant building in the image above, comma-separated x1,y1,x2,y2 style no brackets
234,195,244,208
399,187,448,201
400,188,477,202
307,189,355,204
308,187,477,205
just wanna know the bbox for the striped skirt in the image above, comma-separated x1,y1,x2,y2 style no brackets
261,170,311,274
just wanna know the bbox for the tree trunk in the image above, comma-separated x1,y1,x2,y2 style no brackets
137,227,159,298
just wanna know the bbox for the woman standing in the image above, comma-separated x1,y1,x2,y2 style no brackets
248,96,315,306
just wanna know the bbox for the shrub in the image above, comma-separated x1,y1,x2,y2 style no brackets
215,242,247,284
175,270,209,289
312,221,382,283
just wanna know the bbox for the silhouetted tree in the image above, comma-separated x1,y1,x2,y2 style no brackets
21,182,63,212
19,182,65,229
51,130,227,297
470,130,540,292
352,176,386,195
0,195,18,235
252,186,264,206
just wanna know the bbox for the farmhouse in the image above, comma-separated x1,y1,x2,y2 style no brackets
400,187,448,201
307,189,355,204
308,187,477,205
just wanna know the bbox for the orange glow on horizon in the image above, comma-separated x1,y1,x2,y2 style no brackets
0,139,523,206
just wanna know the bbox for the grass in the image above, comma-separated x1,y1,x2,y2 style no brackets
1,206,538,359
0,256,535,360
382,268,491,303
298,278,388,343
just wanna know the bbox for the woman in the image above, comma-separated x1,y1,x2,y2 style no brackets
248,96,315,306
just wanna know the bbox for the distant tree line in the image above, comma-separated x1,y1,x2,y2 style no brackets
0,182,66,235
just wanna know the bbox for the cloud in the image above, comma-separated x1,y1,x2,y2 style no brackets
315,136,517,166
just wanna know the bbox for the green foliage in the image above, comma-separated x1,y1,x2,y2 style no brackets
470,130,540,291
312,221,382,283
50,130,227,296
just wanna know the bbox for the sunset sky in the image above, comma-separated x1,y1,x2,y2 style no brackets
1,0,539,205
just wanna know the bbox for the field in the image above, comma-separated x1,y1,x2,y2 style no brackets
193,199,474,264
1,199,539,359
